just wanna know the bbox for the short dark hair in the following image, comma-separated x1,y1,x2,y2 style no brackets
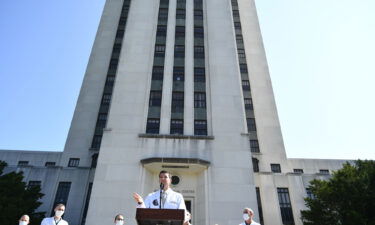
159,170,171,178
114,214,124,222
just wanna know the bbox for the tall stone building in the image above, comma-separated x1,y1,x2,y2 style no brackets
0,0,349,225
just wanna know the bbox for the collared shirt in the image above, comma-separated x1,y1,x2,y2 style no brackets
138,188,186,210
41,217,68,225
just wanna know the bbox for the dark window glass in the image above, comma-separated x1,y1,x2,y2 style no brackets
45,162,56,167
102,94,111,105
119,16,127,26
277,188,295,225
51,182,71,216
256,187,264,225
96,113,107,129
105,76,115,86
68,158,80,167
149,91,162,106
234,22,241,30
109,59,118,71
194,92,206,108
172,92,184,113
91,154,98,168
175,26,185,38
155,45,166,57
242,80,250,91
174,45,185,58
194,10,203,20
232,10,239,17
238,49,246,58
271,164,281,173
173,67,184,81
231,0,238,7
152,66,164,80
250,139,260,153
28,181,41,189
18,161,29,166
194,120,207,135
116,29,124,38
177,0,186,9
247,118,256,131
170,119,183,135
194,27,204,38
194,67,205,82
240,64,248,73
112,44,122,53
194,46,205,58
293,169,304,174
146,119,160,134
319,169,329,174
91,135,102,149
81,183,93,225
158,8,169,21
157,25,167,36
160,0,169,8
252,158,259,172
236,34,243,44
176,9,185,19
244,98,253,110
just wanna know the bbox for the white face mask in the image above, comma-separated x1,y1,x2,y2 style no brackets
115,221,124,225
243,213,250,221
55,210,64,217
19,221,28,225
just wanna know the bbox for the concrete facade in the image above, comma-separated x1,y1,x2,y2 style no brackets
0,0,353,225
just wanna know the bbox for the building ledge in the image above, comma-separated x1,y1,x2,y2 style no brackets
141,157,210,173
138,133,214,140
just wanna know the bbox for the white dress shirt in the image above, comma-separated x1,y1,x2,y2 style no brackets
239,221,261,225
138,188,186,210
41,217,68,225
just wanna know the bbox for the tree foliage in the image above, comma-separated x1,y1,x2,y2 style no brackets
301,160,375,225
0,161,45,225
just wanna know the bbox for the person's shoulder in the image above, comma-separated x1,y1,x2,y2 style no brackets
170,189,183,197
61,219,69,225
251,222,261,225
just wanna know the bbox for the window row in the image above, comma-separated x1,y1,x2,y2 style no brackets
146,119,207,135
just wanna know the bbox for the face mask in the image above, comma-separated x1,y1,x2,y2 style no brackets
243,213,250,221
19,221,28,225
115,221,124,225
55,210,64,217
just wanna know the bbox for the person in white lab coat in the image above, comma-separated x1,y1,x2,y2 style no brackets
40,204,68,225
18,215,30,225
239,208,260,225
133,170,186,210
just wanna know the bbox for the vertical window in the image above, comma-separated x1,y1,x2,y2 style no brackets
237,49,246,58
240,64,248,73
105,76,115,86
81,183,93,225
152,66,164,80
252,158,259,172
149,91,162,107
231,0,238,7
170,119,183,134
91,154,98,168
176,9,186,19
250,140,260,153
171,92,184,113
256,187,265,225
68,158,80,167
158,8,169,21
146,119,160,134
28,181,41,189
277,188,295,225
247,118,256,131
244,98,253,110
194,68,205,82
194,10,203,20
96,113,107,128
102,94,111,105
175,26,185,38
154,45,166,57
194,46,205,58
234,22,241,30
293,169,304,174
174,45,185,58
51,182,71,216
271,164,281,173
242,80,250,91
157,25,167,36
91,135,102,149
194,27,204,38
232,10,239,17
18,161,29,166
173,67,184,81
194,120,207,135
236,34,243,44
194,92,206,108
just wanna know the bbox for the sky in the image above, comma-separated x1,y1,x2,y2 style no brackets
0,0,374,160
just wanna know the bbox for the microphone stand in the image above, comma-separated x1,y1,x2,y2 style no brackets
159,183,164,209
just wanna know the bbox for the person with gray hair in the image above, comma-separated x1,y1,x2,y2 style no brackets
18,215,30,225
239,207,260,225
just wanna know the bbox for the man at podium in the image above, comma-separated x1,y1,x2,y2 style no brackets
133,170,186,210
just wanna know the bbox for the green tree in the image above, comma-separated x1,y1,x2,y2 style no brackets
0,161,45,225
301,160,375,225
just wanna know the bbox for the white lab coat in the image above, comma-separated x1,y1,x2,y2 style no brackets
41,217,68,225
239,221,261,225
138,188,186,210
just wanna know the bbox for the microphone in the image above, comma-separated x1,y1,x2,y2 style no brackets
159,183,164,209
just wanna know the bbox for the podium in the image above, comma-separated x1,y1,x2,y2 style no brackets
136,208,185,225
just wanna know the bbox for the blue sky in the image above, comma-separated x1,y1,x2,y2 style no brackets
0,1,374,159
